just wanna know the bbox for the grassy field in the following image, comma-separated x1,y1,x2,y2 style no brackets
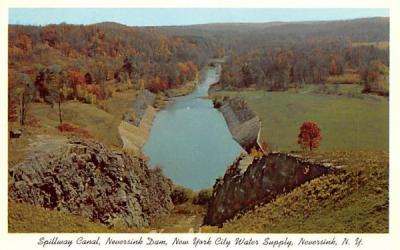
98,89,138,121
215,88,388,152
9,89,140,166
23,89,139,147
202,151,388,233
30,101,123,147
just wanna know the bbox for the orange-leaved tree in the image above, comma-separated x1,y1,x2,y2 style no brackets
297,121,322,152
67,70,85,97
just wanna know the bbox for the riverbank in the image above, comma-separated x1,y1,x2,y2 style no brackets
157,66,214,109
165,64,214,98
166,77,200,98
117,71,206,154
153,77,201,110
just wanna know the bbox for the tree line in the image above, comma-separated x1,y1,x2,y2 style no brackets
218,39,388,95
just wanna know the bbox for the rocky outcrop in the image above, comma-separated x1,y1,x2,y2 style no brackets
214,96,261,152
204,152,339,226
8,137,173,228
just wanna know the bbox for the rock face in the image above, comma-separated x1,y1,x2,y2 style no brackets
214,96,261,152
204,152,338,226
9,137,173,228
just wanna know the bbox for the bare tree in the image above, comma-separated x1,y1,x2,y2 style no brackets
18,74,34,126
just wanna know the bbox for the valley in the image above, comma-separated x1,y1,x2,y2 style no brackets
8,14,389,233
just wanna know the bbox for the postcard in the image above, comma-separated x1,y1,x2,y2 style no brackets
1,1,398,249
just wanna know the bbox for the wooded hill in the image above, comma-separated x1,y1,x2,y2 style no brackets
156,17,389,95
8,17,389,124
8,22,217,107
156,17,389,52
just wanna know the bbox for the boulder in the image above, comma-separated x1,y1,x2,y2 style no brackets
204,152,339,226
8,138,173,228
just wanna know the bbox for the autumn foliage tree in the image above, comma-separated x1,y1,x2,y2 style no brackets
15,33,32,53
147,75,168,93
67,70,85,96
361,59,389,95
297,121,322,152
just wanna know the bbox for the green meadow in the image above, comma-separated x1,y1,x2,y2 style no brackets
217,87,388,152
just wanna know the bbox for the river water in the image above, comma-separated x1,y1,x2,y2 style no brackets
143,66,243,190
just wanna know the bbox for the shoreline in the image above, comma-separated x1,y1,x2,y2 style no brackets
118,66,209,155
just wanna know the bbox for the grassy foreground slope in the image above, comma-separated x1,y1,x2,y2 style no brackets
9,202,115,233
216,89,388,152
8,202,155,233
202,151,388,233
9,201,206,233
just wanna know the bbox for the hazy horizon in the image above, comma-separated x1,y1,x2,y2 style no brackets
9,8,389,27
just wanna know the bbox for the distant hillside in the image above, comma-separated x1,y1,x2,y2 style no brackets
193,17,389,95
156,17,389,51
9,17,388,91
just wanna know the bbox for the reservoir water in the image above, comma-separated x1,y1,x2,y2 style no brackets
143,66,243,190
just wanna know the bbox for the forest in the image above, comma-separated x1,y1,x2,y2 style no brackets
218,39,389,94
9,17,389,125
166,17,389,95
8,21,219,124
